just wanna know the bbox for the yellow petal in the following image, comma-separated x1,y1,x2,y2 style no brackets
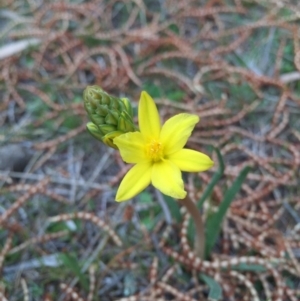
114,132,148,163
139,91,161,140
116,163,152,202
151,160,186,199
169,149,214,172
160,113,199,155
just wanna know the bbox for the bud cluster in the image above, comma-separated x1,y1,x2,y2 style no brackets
83,86,136,148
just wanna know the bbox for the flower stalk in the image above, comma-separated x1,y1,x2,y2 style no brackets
181,195,205,259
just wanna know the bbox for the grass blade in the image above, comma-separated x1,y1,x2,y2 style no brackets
164,195,182,223
231,263,266,272
197,147,224,209
205,166,251,257
59,253,89,290
200,273,222,300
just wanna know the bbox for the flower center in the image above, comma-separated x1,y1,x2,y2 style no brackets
146,139,164,162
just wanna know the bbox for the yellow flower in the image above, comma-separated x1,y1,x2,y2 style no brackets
113,91,214,202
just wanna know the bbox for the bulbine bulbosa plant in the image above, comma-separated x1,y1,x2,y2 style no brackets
84,86,214,258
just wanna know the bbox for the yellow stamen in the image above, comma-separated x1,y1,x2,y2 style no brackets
146,139,164,162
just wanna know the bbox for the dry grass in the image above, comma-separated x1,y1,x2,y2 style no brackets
0,0,300,300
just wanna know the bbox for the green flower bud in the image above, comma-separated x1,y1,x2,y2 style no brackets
86,122,103,141
83,85,137,149
118,112,135,132
103,131,124,149
120,97,133,118
99,124,116,135
105,111,118,125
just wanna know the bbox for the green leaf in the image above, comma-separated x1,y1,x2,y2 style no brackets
228,83,256,104
58,253,89,290
73,95,82,103
79,36,110,47
138,191,153,204
167,90,185,102
62,115,82,129
168,24,179,34
205,166,251,257
46,221,73,233
30,282,44,298
197,147,224,209
163,195,182,223
200,273,222,300
142,82,162,98
205,82,227,99
138,193,161,230
231,263,266,272
140,215,157,230
26,97,48,117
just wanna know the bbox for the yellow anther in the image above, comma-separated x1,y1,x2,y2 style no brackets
146,139,164,162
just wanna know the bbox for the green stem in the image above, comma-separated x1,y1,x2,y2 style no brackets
182,195,205,259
